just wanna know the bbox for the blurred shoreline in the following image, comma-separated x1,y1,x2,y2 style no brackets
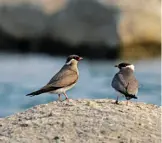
0,39,160,60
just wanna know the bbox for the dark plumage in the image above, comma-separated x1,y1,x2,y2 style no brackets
26,86,58,97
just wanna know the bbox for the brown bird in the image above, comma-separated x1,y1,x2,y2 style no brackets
26,55,83,101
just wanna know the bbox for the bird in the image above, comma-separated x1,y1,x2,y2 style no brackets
26,55,83,101
111,62,139,105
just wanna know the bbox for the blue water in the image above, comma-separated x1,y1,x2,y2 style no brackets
0,54,161,117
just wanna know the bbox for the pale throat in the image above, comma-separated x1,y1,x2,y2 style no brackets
66,59,75,65
126,65,135,71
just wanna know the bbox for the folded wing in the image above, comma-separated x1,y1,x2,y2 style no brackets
26,66,78,96
112,73,138,99
47,66,78,88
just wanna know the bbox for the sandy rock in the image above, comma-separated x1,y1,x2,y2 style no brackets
0,0,160,46
0,99,161,143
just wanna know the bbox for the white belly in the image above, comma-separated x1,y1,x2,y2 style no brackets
50,83,76,94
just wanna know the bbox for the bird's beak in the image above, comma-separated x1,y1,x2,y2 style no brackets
114,65,118,67
78,57,83,61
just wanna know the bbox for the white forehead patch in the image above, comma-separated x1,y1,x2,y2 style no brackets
66,59,75,65
126,64,135,71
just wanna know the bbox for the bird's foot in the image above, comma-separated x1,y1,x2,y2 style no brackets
62,98,69,102
114,100,119,105
65,98,69,102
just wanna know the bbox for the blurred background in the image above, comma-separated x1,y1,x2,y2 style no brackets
0,0,161,117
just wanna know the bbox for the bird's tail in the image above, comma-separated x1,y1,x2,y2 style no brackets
26,89,47,97
126,94,138,100
130,94,137,99
118,89,138,99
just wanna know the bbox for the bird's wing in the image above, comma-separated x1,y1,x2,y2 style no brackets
26,66,78,97
46,66,78,88
112,72,138,99
112,73,128,94
26,86,57,96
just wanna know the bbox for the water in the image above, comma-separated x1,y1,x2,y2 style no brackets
0,54,161,117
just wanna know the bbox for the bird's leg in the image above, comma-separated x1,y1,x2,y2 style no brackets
58,94,61,101
115,95,119,104
126,100,129,106
63,93,69,101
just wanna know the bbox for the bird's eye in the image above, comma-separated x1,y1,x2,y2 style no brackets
74,57,78,60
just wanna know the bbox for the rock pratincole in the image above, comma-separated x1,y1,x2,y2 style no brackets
111,62,139,105
26,55,83,101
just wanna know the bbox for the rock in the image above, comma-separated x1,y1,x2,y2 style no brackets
103,0,161,45
0,99,161,143
0,0,160,46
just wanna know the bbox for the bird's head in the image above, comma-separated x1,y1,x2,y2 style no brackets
115,62,135,71
66,55,83,65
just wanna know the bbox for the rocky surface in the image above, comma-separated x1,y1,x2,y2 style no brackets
0,99,161,143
